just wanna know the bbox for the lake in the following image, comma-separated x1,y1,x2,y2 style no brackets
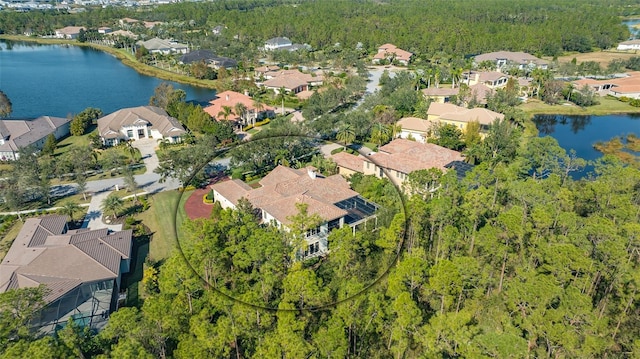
533,114,640,173
0,40,215,119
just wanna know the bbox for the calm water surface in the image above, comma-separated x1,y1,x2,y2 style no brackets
0,40,214,118
533,114,640,168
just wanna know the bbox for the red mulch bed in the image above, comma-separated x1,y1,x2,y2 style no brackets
184,188,214,220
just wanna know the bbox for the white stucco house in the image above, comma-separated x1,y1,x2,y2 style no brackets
0,116,71,161
97,106,186,146
617,40,640,51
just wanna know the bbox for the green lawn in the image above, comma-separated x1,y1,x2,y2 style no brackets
0,220,22,262
519,97,640,117
135,190,191,262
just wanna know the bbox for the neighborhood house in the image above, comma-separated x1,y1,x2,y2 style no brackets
211,166,378,259
136,37,189,54
473,51,548,70
331,139,466,188
204,91,275,129
54,26,85,39
426,102,504,134
0,116,71,161
97,106,186,146
372,43,413,65
0,215,133,334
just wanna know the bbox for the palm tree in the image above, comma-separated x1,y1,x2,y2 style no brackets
124,140,137,162
234,103,248,126
336,124,356,149
370,122,390,147
217,105,233,121
157,138,170,151
276,87,287,115
61,201,81,222
451,67,463,88
123,167,139,201
565,83,576,102
253,99,265,125
101,193,124,219
75,173,88,201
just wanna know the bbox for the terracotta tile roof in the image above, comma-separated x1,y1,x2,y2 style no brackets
368,138,464,174
427,102,503,125
55,26,85,35
203,91,274,120
374,43,413,62
422,87,459,96
0,215,132,305
469,83,493,104
331,152,365,172
214,165,361,225
211,179,252,204
97,106,186,138
397,117,437,132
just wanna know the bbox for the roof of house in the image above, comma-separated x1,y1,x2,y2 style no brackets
474,51,548,65
422,87,459,97
97,106,186,138
619,39,640,46
137,37,188,51
265,37,292,46
331,151,365,172
106,30,138,39
468,83,493,104
211,165,360,225
296,90,315,100
0,116,71,154
366,138,464,175
374,43,413,62
572,72,640,90
203,91,274,121
397,116,437,133
210,56,237,69
262,70,324,90
211,179,253,204
179,49,215,64
427,102,504,125
120,17,139,23
468,71,509,83
55,26,85,35
0,215,132,304
255,65,280,73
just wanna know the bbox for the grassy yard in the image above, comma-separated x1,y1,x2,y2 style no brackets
135,190,191,262
0,220,22,261
519,97,640,117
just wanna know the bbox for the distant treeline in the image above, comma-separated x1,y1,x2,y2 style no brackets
0,0,630,59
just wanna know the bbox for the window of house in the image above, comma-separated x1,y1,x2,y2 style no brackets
126,130,133,138
366,162,370,169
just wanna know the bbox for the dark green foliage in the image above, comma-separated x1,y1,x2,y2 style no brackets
428,123,464,151
70,107,102,136
0,90,11,118
41,134,56,156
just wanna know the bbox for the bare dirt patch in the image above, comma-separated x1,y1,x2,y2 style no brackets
554,51,639,66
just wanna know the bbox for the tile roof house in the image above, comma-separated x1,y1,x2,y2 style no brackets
572,72,640,99
211,166,378,259
617,39,640,51
54,26,86,39
462,71,510,89
0,116,71,161
474,51,548,70
136,37,189,54
332,139,465,188
97,106,186,146
0,215,133,334
397,116,437,143
421,87,460,103
260,70,324,94
426,102,504,135
372,43,413,65
203,91,275,129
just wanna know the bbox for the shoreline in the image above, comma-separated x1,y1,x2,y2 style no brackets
0,35,220,91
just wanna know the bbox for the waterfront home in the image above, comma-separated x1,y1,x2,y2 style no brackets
572,72,640,99
0,116,71,161
473,51,548,71
0,215,132,334
211,165,378,259
97,106,186,146
204,91,275,129
372,43,413,65
136,37,189,55
54,26,85,39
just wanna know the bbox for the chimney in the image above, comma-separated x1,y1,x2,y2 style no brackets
225,94,230,101
307,167,317,179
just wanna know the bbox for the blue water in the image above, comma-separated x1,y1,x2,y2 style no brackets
0,40,215,119
623,19,640,39
533,114,640,166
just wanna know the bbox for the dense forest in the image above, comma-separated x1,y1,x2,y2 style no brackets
2,125,640,358
0,0,630,59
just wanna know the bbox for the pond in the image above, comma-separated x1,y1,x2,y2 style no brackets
533,114,640,175
0,40,215,119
